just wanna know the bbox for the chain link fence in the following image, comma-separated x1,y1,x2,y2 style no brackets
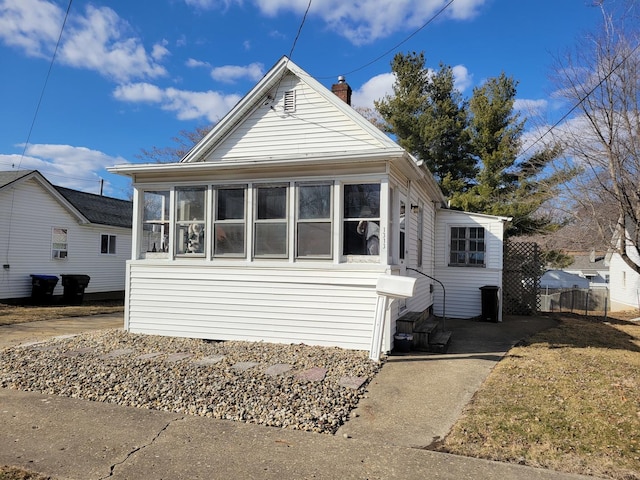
539,286,610,315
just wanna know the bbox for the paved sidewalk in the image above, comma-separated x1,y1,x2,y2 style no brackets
0,314,602,480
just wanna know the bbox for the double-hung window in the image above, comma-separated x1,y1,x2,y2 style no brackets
254,185,288,257
52,227,68,259
101,234,116,254
343,183,380,256
296,183,332,258
175,187,207,255
214,186,246,257
450,226,485,266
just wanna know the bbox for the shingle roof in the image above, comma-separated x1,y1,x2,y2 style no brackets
54,186,133,228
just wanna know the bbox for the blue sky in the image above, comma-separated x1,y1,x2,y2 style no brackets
0,0,604,199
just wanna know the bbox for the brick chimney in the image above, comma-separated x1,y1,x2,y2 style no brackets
331,76,352,106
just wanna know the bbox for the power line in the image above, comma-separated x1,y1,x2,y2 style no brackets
520,39,640,158
15,0,74,170
288,0,313,61
317,0,456,79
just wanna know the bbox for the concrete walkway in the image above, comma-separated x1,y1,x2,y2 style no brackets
0,314,600,480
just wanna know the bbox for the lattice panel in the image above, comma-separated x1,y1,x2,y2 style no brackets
503,241,542,315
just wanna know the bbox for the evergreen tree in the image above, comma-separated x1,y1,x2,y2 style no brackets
375,52,476,196
451,73,573,237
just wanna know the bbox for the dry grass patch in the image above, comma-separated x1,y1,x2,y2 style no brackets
0,300,124,326
439,313,640,479
0,466,50,480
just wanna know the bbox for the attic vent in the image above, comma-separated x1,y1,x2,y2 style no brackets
284,90,296,112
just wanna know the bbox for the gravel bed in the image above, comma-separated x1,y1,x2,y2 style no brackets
0,330,382,434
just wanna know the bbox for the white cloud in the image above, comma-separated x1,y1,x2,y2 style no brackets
210,63,265,83
151,40,171,62
452,65,473,92
352,72,395,109
181,0,486,44
113,83,241,122
255,0,486,45
0,0,62,57
0,0,167,82
0,144,128,194
186,58,211,68
514,98,549,116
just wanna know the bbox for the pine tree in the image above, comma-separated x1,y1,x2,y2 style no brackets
451,73,573,237
375,52,476,196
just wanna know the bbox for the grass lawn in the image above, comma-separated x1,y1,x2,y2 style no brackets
0,300,124,326
438,311,640,480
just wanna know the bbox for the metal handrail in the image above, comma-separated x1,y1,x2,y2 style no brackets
406,267,446,331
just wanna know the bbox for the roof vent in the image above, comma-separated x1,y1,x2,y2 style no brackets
284,90,296,112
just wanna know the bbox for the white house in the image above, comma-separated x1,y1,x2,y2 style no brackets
109,57,509,353
0,170,133,302
607,233,640,311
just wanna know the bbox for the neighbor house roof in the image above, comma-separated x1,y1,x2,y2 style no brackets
54,186,132,228
0,169,132,229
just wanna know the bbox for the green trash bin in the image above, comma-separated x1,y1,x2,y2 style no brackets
30,274,59,305
61,274,91,305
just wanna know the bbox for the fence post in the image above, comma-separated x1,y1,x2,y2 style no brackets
585,289,589,316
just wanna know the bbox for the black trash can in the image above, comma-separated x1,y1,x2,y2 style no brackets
479,285,500,322
30,274,59,305
61,274,91,305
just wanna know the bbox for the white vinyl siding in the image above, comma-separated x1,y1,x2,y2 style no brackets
434,210,505,319
609,251,640,311
204,75,387,162
0,177,131,300
125,262,387,350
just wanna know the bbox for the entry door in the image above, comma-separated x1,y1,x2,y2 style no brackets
397,194,407,312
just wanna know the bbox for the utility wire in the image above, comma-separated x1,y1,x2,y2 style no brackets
5,0,74,269
520,39,640,158
15,0,74,170
317,0,456,79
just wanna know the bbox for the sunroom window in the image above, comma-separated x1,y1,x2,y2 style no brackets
141,190,170,256
175,187,207,256
296,183,332,258
214,186,246,256
343,183,380,255
449,226,485,266
254,185,288,257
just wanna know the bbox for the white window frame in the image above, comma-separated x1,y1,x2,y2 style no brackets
100,234,117,255
175,186,208,257
139,189,171,258
342,182,381,258
213,185,247,258
449,226,486,267
295,181,333,259
253,184,289,259
52,227,68,259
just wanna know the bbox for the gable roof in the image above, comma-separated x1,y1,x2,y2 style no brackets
109,56,446,204
54,186,132,228
181,56,404,164
0,169,132,228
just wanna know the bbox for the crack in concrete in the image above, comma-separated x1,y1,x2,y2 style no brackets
98,416,185,479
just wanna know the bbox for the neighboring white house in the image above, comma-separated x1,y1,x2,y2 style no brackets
564,251,609,286
607,236,640,311
109,56,509,353
0,170,133,301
